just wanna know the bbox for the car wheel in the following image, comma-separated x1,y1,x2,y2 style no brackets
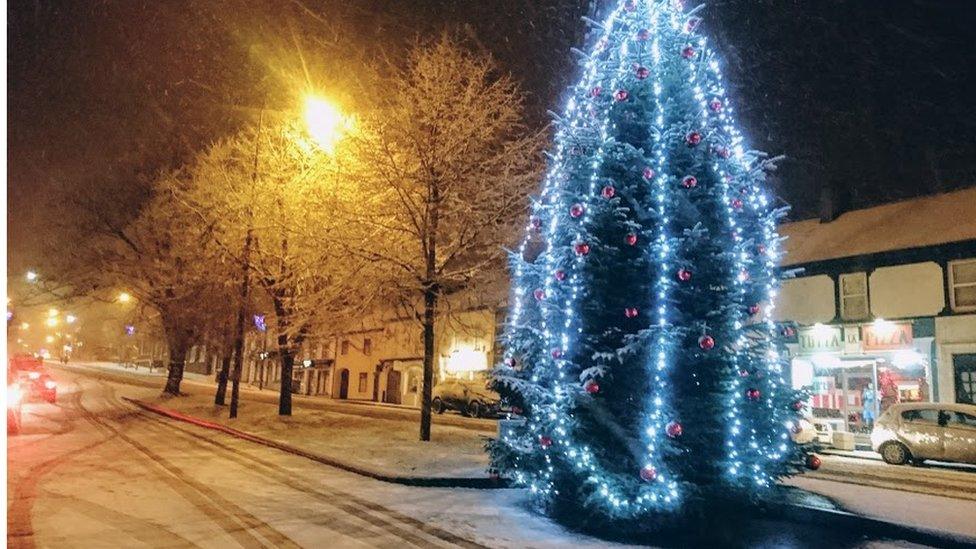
880,441,911,465
468,401,482,418
432,398,445,414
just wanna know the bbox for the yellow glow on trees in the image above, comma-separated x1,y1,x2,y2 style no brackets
303,95,350,152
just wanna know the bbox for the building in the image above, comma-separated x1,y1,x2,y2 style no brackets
774,187,976,440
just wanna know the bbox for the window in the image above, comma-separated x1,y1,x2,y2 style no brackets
358,372,368,392
948,259,976,312
363,338,372,356
950,411,976,429
901,408,939,424
954,353,976,404
839,272,869,320
341,340,349,355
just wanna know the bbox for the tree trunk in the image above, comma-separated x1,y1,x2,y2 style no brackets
277,332,294,416
229,228,253,419
163,341,187,396
214,353,232,406
419,286,437,441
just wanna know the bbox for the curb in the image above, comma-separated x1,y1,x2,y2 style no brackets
122,397,509,489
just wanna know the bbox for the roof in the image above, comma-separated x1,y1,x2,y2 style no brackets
778,187,976,266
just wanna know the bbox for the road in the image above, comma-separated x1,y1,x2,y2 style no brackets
8,367,976,548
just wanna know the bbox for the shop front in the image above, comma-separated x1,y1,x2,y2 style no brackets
790,320,933,445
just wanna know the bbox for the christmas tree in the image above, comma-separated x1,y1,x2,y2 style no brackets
490,0,810,531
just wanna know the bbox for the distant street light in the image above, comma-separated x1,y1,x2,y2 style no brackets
46,317,59,328
303,95,350,152
48,308,59,317
25,271,38,282
117,292,133,304
65,314,77,324
19,322,29,330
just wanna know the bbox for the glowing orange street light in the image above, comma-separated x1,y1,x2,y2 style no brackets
303,95,351,152
118,292,133,304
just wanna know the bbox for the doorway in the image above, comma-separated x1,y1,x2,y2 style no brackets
338,369,350,399
385,369,402,405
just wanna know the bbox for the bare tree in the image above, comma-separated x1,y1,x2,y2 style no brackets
339,35,545,441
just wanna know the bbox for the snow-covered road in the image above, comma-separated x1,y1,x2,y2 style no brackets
8,368,974,548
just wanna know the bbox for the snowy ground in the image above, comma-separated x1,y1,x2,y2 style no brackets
12,363,975,547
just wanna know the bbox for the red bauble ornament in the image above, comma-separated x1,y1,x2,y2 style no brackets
681,175,698,189
709,99,723,112
637,29,650,41
748,304,761,315
584,379,600,394
666,421,683,438
746,388,762,401
792,400,805,412
685,17,702,33
677,268,692,282
625,233,638,246
715,146,731,159
554,270,567,282
635,66,650,80
590,86,602,98
601,185,616,199
614,89,630,102
574,242,591,256
782,326,796,337
551,348,563,359
731,198,744,210
569,203,584,218
540,436,553,449
530,216,542,230
806,454,822,470
685,131,702,146
624,307,639,319
681,45,696,59
642,166,655,180
533,289,545,301
698,335,715,350
639,465,658,482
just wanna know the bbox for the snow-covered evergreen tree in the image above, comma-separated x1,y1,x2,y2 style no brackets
490,0,810,529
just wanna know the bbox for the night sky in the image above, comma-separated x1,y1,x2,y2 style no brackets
8,0,976,271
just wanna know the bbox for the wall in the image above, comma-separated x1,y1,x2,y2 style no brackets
935,314,976,403
870,262,944,319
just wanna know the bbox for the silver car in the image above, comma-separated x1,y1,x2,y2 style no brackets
871,402,976,465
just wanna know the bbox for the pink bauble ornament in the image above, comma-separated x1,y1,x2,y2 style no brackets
540,436,553,449
624,307,639,319
698,335,715,350
748,304,761,315
554,270,567,282
666,421,683,438
640,465,658,482
685,17,702,33
681,175,698,188
637,28,650,41
504,357,516,367
601,185,616,199
731,198,744,210
625,233,638,246
574,242,590,256
551,348,563,359
530,216,542,230
709,99,723,112
783,326,796,337
681,45,696,59
642,166,655,180
590,86,602,98
685,131,702,146
715,146,731,159
533,289,545,301
746,388,761,401
636,66,650,80
739,369,750,378
792,400,805,412
614,89,629,102
677,268,692,282
757,244,767,255
584,379,600,394
569,203,584,218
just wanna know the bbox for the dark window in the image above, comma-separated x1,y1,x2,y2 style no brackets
954,353,976,404
341,340,349,356
358,372,368,392
901,408,939,424
363,338,372,356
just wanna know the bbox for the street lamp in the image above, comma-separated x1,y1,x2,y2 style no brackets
117,292,132,304
25,271,38,282
65,314,77,324
303,95,350,152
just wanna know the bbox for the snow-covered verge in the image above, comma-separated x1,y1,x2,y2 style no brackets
139,384,494,479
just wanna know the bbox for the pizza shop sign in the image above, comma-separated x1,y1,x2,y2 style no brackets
862,320,913,351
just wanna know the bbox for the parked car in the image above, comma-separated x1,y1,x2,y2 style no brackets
7,372,24,435
432,375,502,418
791,417,834,445
871,402,976,466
